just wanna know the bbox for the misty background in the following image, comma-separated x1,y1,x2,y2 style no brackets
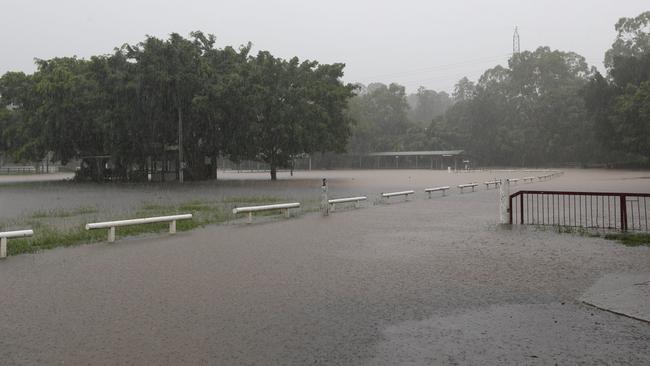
1,0,648,93
1,1,649,179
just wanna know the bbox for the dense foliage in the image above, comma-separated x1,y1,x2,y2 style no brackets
345,11,650,167
2,12,649,176
0,32,355,180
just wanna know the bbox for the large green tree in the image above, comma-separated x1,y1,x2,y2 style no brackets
248,52,355,180
584,11,650,165
0,32,357,181
347,82,411,153
436,47,593,166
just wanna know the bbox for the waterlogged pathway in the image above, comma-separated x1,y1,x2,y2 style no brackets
0,169,649,364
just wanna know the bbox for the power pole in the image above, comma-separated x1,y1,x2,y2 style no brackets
513,26,521,54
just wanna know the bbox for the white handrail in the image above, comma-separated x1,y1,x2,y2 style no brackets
86,214,192,242
232,202,300,214
328,196,367,211
232,202,300,223
484,180,500,189
381,190,415,198
458,183,478,193
328,196,367,204
0,229,34,258
424,186,450,198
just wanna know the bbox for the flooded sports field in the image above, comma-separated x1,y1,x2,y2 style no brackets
1,169,649,364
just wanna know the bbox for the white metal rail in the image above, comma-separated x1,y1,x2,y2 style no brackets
233,202,300,223
0,229,34,258
424,186,450,198
328,196,367,211
381,190,415,201
484,180,501,189
85,214,193,242
458,183,478,193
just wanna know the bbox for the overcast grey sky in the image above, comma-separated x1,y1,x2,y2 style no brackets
1,0,647,93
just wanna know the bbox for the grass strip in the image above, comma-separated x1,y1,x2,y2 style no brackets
603,233,650,247
3,196,318,256
553,225,650,247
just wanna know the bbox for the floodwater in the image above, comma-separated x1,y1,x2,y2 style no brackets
0,169,649,365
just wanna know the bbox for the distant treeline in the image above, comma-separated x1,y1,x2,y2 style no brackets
0,32,355,180
1,12,649,181
348,11,650,167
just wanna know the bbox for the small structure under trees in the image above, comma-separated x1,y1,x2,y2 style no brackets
366,150,468,170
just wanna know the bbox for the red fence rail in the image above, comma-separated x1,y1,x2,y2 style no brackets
509,190,650,231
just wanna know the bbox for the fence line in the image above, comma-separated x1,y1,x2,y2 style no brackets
509,190,649,231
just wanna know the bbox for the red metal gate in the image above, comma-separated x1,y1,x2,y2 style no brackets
509,191,650,231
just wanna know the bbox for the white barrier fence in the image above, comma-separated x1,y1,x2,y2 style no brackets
484,180,500,189
86,214,193,242
458,183,478,193
0,229,34,258
233,202,300,223
328,196,367,211
2,171,568,258
425,186,450,198
381,190,415,202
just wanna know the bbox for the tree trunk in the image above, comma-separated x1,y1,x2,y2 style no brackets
270,164,277,180
212,154,218,180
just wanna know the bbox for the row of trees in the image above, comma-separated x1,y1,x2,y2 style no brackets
346,11,649,167
2,12,649,177
346,83,451,154
0,32,355,180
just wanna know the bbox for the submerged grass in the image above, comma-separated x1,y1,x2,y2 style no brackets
553,225,650,247
30,207,98,218
2,195,315,257
603,233,650,247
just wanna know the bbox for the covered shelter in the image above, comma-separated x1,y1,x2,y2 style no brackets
365,150,469,170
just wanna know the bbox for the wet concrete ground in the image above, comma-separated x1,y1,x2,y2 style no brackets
0,169,649,365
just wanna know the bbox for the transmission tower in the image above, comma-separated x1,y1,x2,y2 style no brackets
512,26,520,54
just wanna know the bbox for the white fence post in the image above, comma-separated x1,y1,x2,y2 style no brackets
0,237,6,258
108,227,116,243
499,179,510,224
321,178,329,217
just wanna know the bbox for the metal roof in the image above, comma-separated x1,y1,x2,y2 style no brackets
366,150,465,157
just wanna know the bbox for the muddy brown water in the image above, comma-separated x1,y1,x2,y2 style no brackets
0,169,649,365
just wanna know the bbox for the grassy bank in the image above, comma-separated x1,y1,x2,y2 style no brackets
553,226,650,247
603,233,650,247
1,196,316,256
